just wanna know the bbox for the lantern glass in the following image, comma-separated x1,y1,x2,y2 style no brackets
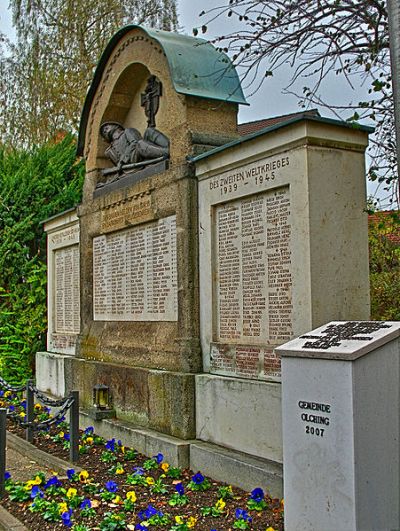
93,384,109,409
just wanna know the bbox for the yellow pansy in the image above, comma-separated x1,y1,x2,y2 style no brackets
175,516,184,524
126,491,137,502
79,470,89,482
58,502,68,514
120,446,125,454
266,527,276,531
59,431,65,438
19,411,25,417
85,437,93,445
4,391,11,398
115,465,125,475
34,403,42,410
215,498,226,511
24,476,42,490
145,476,155,485
187,516,197,528
113,495,123,504
161,462,170,473
67,487,77,498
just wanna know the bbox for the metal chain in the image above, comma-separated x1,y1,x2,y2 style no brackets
28,383,70,407
0,376,25,393
7,395,75,432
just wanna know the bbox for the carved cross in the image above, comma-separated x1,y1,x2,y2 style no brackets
141,75,162,128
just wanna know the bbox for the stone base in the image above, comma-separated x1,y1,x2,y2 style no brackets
195,374,283,463
36,351,70,397
190,441,283,498
78,412,283,496
79,411,192,468
36,352,197,440
87,407,116,421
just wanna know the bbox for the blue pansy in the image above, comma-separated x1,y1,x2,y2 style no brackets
250,487,264,502
138,504,159,521
235,508,252,521
175,482,184,496
67,469,75,480
84,426,94,435
133,466,144,476
30,485,44,499
4,471,11,481
105,480,118,493
61,509,73,527
44,476,61,489
105,438,116,452
154,453,164,464
80,498,92,509
63,433,70,441
192,472,204,484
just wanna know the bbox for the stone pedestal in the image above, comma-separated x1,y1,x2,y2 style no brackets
278,321,400,531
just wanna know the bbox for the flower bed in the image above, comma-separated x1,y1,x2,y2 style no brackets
0,390,284,530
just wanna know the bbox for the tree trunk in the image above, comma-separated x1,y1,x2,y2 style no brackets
387,0,400,205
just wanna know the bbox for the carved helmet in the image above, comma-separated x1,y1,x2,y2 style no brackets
100,122,124,142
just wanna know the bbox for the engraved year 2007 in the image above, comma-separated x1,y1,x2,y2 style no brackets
305,425,324,437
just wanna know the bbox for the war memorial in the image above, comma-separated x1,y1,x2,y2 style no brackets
35,27,399,524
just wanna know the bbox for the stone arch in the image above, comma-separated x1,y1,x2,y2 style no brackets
96,62,151,169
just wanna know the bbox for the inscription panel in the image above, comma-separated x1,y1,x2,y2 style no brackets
54,245,80,334
212,187,292,378
93,216,177,321
215,187,292,344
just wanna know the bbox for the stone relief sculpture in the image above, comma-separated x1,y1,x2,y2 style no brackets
98,75,169,188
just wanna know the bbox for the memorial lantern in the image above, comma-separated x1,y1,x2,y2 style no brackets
93,384,110,410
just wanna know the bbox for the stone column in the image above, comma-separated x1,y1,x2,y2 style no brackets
277,321,400,531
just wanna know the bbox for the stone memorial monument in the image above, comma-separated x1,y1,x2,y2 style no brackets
36,24,373,493
278,321,400,531
191,114,372,487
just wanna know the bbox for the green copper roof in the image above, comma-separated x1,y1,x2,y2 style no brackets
143,27,247,104
77,25,247,155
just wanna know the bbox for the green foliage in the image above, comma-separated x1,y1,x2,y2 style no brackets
369,211,400,320
0,136,84,384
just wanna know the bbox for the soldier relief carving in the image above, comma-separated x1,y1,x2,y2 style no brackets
97,75,169,188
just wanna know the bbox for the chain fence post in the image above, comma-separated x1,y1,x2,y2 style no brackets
69,391,79,463
0,408,7,498
26,379,34,443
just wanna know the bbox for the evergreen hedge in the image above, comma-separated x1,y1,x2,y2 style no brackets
0,135,84,384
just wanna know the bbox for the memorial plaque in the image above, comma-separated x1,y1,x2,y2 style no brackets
215,187,292,345
93,215,178,321
54,245,80,334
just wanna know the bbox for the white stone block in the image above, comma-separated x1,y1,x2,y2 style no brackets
278,321,400,531
195,374,282,463
35,351,67,397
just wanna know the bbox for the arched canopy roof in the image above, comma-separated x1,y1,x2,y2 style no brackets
77,25,247,155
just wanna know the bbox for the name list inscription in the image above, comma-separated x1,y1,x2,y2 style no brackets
93,216,177,321
55,245,80,334
216,187,292,344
